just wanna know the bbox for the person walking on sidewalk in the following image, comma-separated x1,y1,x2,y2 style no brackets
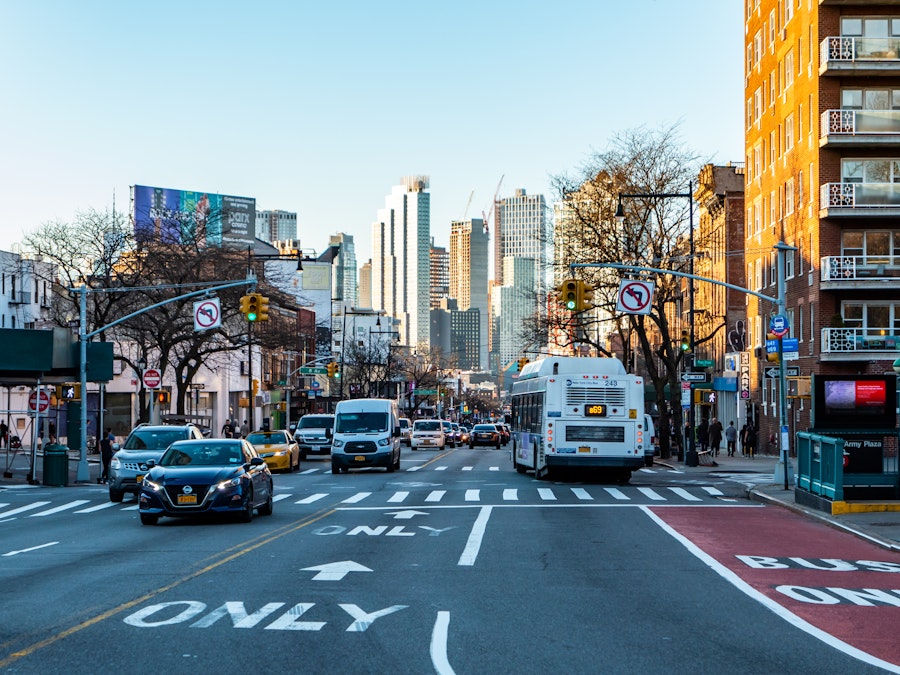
697,419,709,454
743,423,758,459
99,428,114,483
725,421,738,457
708,418,723,457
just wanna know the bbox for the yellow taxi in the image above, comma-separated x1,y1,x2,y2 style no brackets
245,430,300,473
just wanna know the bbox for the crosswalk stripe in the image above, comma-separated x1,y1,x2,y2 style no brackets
435,466,448,471
538,488,556,501
406,466,422,472
300,468,319,475
31,500,91,517
571,488,593,500
75,502,118,513
273,494,292,502
669,487,702,502
503,489,518,501
489,467,500,471
604,488,630,501
0,503,8,510
296,493,327,504
464,489,480,501
425,490,446,502
637,487,665,501
640,467,657,473
462,467,473,471
702,486,724,496
0,502,51,519
387,491,409,503
121,505,140,511
342,492,371,504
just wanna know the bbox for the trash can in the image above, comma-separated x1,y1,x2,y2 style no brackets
42,443,69,487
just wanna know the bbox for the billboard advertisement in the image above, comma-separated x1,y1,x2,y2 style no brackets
132,185,255,248
811,374,897,430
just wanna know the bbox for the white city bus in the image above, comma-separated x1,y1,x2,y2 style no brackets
509,356,646,482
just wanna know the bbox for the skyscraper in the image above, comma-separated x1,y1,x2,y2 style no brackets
329,233,358,310
372,176,431,348
255,210,297,244
450,218,489,369
430,242,449,309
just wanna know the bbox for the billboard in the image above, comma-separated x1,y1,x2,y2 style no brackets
811,374,897,430
132,184,255,248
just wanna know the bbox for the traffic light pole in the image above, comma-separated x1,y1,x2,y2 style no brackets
571,242,796,480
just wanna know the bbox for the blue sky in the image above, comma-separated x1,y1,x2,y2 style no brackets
0,1,744,267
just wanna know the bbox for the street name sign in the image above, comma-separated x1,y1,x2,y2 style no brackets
765,366,800,378
299,367,328,375
681,373,708,382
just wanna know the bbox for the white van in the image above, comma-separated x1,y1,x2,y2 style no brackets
331,398,402,474
643,415,658,467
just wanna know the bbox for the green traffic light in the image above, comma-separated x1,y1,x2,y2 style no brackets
565,293,577,310
247,312,257,322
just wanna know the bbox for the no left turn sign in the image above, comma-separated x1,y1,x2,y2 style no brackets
615,279,655,315
194,298,221,331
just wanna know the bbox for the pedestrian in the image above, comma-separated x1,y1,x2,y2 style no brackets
240,419,249,438
0,420,7,448
725,421,738,457
744,423,758,459
708,417,723,457
697,418,709,453
221,419,233,438
99,427,114,484
739,423,747,456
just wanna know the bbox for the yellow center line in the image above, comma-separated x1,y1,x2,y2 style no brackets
414,447,457,469
0,508,336,668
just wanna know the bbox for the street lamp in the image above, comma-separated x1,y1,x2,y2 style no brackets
370,316,400,398
615,184,697,466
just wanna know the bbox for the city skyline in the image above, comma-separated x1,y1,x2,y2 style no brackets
0,2,744,268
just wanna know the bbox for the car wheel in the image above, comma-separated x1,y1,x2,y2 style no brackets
385,456,395,473
300,450,307,461
109,488,124,503
496,441,501,449
644,456,654,467
469,444,474,449
393,452,401,471
238,490,254,523
140,513,158,526
258,492,274,516
331,462,340,474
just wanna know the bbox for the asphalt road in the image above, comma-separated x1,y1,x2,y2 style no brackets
1,446,897,674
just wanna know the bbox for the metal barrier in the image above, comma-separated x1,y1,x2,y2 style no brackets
797,432,845,501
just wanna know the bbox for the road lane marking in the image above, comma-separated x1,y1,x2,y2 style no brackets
571,488,593,500
637,488,666,501
435,466,448,471
489,467,500,471
538,488,556,501
296,493,327,504
462,467,473,471
342,492,371,504
30,500,91,517
387,491,409,503
604,488,629,501
669,487,702,502
300,468,318,475
502,489,518,501
272,494,292,502
702,486,724,496
425,490,446,502
75,502,117,514
3,541,59,557
464,490,480,502
0,502,51,519
430,611,456,675
458,506,492,566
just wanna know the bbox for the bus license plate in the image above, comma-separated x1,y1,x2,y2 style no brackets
578,446,591,453
177,494,197,505
354,455,366,462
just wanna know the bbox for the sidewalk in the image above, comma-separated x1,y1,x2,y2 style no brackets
1,446,101,486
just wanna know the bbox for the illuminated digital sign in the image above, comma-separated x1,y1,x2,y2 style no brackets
584,404,606,417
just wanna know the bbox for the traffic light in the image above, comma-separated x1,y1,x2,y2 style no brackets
326,362,338,378
562,279,578,311
517,357,529,372
55,384,80,401
246,293,260,322
239,294,251,318
580,281,595,312
156,390,170,405
257,295,270,322
252,379,259,397
680,330,691,352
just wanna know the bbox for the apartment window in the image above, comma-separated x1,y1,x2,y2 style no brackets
753,144,762,180
755,259,763,290
754,88,763,124
798,305,804,341
754,30,763,68
842,88,900,110
809,302,815,342
787,309,795,339
786,245,795,278
784,0,794,24
784,50,794,90
770,189,777,225
798,170,804,206
841,230,895,263
771,251,777,287
841,302,897,330
798,236,804,275
747,99,754,130
770,130,777,165
809,232,815,273
785,178,795,215
785,114,795,151
842,158,900,183
747,43,754,75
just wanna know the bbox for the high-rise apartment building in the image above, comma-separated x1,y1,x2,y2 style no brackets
491,256,537,372
745,1,900,443
329,233,358,309
372,176,431,348
255,210,297,243
449,218,489,369
358,260,372,309
430,242,449,309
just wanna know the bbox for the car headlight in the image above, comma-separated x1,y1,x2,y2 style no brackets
377,438,390,447
217,477,241,490
142,477,162,491
274,449,287,456
111,457,121,469
332,439,344,448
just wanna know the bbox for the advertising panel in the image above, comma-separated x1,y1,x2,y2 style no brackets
811,374,897,430
132,185,255,248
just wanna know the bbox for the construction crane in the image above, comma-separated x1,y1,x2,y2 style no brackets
463,189,475,219
482,174,504,233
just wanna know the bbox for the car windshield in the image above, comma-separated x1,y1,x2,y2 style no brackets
335,412,389,433
160,442,244,466
399,419,410,429
415,421,440,431
123,428,188,451
246,432,285,445
298,416,333,429
473,425,496,432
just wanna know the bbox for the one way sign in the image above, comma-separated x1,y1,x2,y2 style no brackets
765,366,799,378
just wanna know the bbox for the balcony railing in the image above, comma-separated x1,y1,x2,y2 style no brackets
8,291,30,305
820,182,900,209
822,36,900,63
821,109,900,138
821,256,900,281
822,327,900,353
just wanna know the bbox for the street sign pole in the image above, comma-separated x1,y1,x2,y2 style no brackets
774,243,793,490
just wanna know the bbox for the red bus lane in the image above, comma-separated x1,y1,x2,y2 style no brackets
649,505,900,671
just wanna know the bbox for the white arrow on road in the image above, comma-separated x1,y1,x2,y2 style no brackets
386,509,429,520
301,560,373,581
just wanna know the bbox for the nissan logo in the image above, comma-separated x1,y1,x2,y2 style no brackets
182,485,193,494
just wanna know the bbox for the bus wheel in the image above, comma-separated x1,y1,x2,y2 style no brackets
617,470,631,485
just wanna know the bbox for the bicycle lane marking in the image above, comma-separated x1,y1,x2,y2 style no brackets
644,505,900,673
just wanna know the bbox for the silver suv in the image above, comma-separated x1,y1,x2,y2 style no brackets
109,423,204,502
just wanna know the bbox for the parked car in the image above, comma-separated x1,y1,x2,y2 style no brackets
411,419,445,450
399,417,412,446
246,429,300,472
109,423,205,502
138,438,274,525
293,414,334,459
470,423,502,449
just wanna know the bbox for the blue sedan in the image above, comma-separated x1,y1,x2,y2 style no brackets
138,438,274,525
